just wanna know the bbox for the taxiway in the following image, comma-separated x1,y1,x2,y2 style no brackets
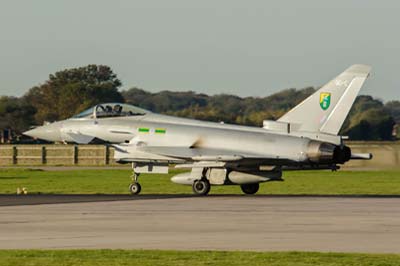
1,195,399,252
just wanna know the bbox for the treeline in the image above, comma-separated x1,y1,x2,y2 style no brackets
0,65,398,141
122,88,397,140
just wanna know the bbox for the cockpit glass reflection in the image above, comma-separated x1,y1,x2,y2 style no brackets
72,103,149,119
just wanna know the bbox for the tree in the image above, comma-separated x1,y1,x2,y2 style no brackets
0,96,36,133
385,100,400,124
24,65,123,124
122,88,209,113
122,88,395,140
341,96,395,140
121,87,315,126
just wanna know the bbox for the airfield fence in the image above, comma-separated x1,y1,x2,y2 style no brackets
0,145,116,166
0,142,399,169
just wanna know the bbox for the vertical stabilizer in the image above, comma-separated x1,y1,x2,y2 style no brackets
278,64,371,135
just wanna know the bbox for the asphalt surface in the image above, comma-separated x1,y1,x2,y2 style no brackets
1,195,400,252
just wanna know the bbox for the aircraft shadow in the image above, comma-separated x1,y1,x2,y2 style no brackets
0,194,194,207
1,193,400,207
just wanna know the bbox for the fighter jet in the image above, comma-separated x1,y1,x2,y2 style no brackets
24,65,373,195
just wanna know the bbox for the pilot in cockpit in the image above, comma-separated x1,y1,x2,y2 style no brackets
105,105,112,113
113,104,122,115
72,103,148,119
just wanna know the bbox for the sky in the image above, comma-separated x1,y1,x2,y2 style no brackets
0,0,399,101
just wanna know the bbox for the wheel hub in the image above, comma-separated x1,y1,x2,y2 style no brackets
192,179,210,195
195,182,204,191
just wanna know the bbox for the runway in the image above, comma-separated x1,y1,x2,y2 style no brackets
1,195,400,253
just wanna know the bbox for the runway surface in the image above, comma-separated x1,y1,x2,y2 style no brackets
1,195,400,253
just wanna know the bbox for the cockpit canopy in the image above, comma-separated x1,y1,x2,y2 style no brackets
72,103,149,119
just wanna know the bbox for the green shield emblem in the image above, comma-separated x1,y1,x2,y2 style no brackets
319,92,331,110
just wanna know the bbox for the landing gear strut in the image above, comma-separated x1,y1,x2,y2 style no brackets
240,183,259,195
129,163,141,195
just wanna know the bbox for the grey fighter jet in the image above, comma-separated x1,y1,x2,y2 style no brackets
24,65,373,195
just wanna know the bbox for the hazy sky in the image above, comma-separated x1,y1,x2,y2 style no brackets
0,0,399,101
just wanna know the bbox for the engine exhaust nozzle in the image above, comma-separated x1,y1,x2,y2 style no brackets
307,141,351,164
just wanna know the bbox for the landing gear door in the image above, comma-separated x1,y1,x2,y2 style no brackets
134,163,169,174
207,168,227,185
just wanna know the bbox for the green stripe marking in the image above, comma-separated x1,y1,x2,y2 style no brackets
155,128,166,134
138,127,150,133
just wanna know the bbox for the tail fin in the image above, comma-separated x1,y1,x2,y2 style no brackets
278,64,371,135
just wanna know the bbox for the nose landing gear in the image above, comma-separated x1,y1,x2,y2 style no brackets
129,163,141,195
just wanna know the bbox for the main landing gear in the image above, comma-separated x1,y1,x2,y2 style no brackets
192,168,211,196
240,183,259,195
192,178,211,196
129,163,141,195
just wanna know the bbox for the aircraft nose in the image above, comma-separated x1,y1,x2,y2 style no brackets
24,122,62,142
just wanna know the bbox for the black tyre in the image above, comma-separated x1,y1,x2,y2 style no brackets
192,179,211,196
240,183,259,195
129,182,142,195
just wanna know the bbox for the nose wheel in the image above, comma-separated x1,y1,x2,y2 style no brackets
129,163,141,195
129,181,141,195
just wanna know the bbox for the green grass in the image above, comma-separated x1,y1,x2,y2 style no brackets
0,250,399,266
0,168,399,195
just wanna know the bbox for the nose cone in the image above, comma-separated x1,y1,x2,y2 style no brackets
24,122,62,142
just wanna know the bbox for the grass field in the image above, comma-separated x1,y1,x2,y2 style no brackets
1,250,400,266
0,168,399,195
